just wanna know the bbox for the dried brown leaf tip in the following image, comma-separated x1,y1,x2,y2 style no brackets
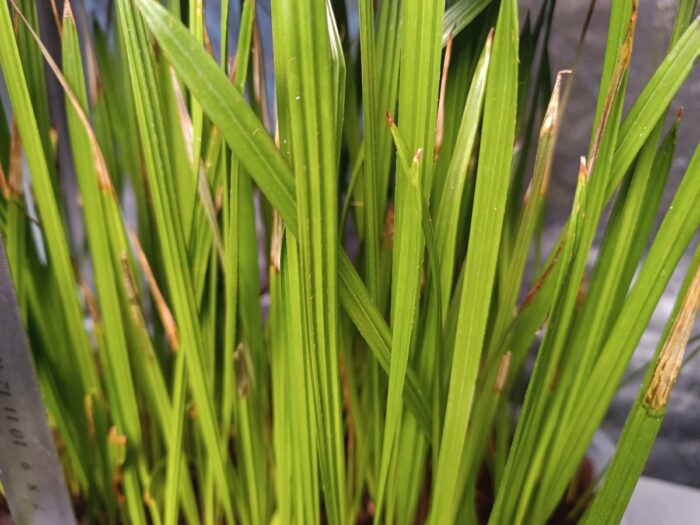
579,155,589,185
675,106,684,126
270,210,284,274
0,162,8,201
130,230,180,352
548,365,560,392
384,206,395,245
14,5,114,192
119,253,140,306
645,261,700,410
143,492,156,508
540,69,572,139
0,123,17,199
108,426,127,502
522,69,573,205
252,21,270,127
434,30,454,160
413,148,424,164
204,22,214,58
80,279,101,327
215,185,224,214
108,426,127,449
495,351,512,394
51,0,64,37
60,0,71,24
520,233,567,310
231,52,242,86
385,111,395,129
587,5,636,173
234,342,255,398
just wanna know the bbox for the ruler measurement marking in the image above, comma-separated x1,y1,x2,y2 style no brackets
1,379,32,448
0,367,45,507
4,405,20,422
0,379,10,397
0,239,74,523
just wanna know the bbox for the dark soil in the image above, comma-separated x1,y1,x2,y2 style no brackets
0,458,593,524
476,457,594,525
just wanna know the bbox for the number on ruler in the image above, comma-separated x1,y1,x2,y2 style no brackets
4,405,19,422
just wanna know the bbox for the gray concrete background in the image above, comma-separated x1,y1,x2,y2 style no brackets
520,0,700,487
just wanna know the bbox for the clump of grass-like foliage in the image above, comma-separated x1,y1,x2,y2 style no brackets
1,0,699,523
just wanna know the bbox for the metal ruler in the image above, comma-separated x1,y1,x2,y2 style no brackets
0,237,76,524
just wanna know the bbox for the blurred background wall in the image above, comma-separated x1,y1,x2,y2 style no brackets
520,0,700,487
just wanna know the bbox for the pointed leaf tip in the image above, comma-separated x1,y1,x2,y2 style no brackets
540,69,571,138
580,155,589,179
413,148,424,163
487,27,495,43
675,106,684,125
646,262,700,410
